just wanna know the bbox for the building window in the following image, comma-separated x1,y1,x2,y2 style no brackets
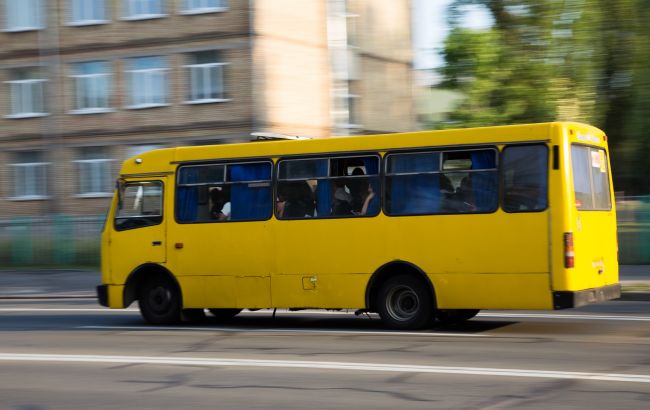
75,147,114,196
69,0,107,25
70,61,111,113
181,0,226,14
4,0,43,31
10,152,48,199
126,56,167,108
123,0,165,20
5,68,47,118
185,50,227,103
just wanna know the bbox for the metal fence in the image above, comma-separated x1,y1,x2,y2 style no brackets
1,197,649,268
0,215,104,268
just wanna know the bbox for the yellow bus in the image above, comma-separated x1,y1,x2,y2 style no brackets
97,122,620,329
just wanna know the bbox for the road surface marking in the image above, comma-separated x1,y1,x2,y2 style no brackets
0,353,648,383
2,308,650,322
79,325,485,337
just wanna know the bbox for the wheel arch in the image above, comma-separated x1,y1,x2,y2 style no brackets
123,264,182,308
365,260,436,312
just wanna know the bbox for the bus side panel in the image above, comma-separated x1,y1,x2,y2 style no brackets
431,273,552,309
389,212,552,310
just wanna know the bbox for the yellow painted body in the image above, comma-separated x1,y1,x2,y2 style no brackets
100,122,619,311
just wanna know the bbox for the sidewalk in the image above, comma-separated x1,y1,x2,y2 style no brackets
0,267,648,300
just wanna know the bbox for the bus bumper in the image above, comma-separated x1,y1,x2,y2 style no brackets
553,284,621,309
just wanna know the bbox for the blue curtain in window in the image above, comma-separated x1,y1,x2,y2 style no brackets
389,154,440,215
470,151,497,211
363,157,380,215
316,160,331,217
176,168,199,222
230,163,272,220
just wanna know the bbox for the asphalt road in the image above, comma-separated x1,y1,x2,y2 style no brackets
0,299,649,409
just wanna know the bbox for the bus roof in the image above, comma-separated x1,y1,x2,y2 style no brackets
119,122,605,176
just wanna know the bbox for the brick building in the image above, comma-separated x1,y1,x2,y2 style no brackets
0,0,415,218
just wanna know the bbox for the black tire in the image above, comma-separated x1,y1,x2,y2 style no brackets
138,275,181,325
436,309,480,325
376,274,435,330
208,308,242,321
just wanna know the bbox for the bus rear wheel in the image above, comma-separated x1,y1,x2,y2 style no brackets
376,274,434,330
138,276,181,325
208,308,242,321
436,309,480,325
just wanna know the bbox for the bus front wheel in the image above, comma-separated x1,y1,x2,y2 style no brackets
376,274,434,330
138,276,181,324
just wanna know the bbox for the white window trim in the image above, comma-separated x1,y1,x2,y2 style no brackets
125,65,168,109
3,0,45,32
74,158,115,196
68,108,115,115
5,78,48,117
69,70,111,112
120,13,167,21
184,61,228,104
68,0,109,25
9,161,49,200
183,98,231,105
180,0,227,15
66,19,110,27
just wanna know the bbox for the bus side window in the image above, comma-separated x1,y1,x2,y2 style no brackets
502,145,549,212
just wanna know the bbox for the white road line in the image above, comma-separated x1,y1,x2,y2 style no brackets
0,353,648,383
79,325,484,337
478,313,650,322
2,308,650,322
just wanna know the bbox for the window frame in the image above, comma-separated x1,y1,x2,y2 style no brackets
3,0,44,32
570,143,612,211
183,57,229,104
114,180,164,231
275,153,381,220
500,143,550,214
74,157,115,197
67,0,109,26
383,146,499,217
121,0,166,21
9,158,49,200
69,61,112,114
175,159,274,224
4,76,48,118
125,56,169,109
180,0,227,15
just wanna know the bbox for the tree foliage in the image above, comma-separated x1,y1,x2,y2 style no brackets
439,0,650,194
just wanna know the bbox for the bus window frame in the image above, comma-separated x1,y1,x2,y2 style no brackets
275,152,382,220
570,143,612,212
114,180,164,231
383,146,500,217
500,143,550,214
175,159,274,224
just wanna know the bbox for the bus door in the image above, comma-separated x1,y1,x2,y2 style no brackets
110,179,166,284
569,144,617,289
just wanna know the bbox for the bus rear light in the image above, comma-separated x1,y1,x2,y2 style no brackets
564,232,575,268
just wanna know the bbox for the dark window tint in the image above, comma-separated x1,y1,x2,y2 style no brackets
176,161,272,222
277,155,380,219
385,149,497,215
115,181,163,231
571,145,611,210
502,145,549,212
